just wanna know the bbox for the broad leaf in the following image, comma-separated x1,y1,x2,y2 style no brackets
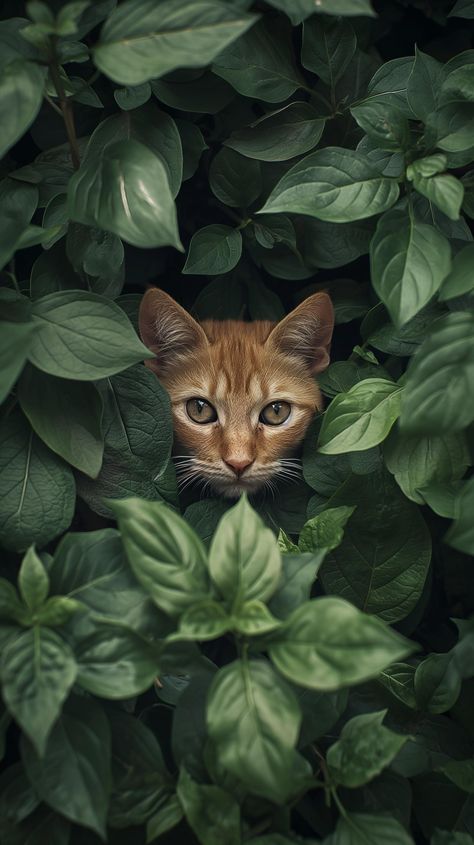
318,378,402,454
0,179,39,270
28,290,153,379
183,224,242,275
330,812,415,845
18,546,49,612
449,0,474,17
400,312,474,434
384,428,469,504
21,695,111,838
206,658,305,802
351,102,409,151
268,597,414,690
94,0,257,85
299,506,356,552
440,242,474,299
112,497,210,617
75,624,159,698
18,367,104,478
225,102,324,162
370,209,451,328
414,652,462,714
407,47,445,122
1,627,77,756
177,766,240,845
68,139,182,249
0,319,37,405
0,411,75,552
0,60,46,159
269,552,324,620
208,495,281,608
445,477,474,555
209,147,261,207
327,710,407,788
302,16,356,85
266,0,376,20
259,147,399,222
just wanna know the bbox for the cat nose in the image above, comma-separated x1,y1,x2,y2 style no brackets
224,458,254,477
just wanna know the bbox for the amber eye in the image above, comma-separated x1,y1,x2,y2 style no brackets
259,401,291,426
186,398,218,424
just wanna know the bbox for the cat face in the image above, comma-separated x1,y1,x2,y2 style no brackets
139,289,334,498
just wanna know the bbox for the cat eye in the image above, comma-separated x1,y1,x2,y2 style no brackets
186,398,218,424
259,401,291,426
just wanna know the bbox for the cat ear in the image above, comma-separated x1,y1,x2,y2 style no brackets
139,288,208,376
267,292,334,374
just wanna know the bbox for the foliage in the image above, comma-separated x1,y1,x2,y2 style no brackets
0,0,474,843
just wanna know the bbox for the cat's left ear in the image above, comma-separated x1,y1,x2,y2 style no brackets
267,292,334,374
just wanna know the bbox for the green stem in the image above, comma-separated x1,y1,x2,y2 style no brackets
331,787,349,820
49,37,80,169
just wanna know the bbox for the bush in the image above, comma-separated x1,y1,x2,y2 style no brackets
1,0,474,843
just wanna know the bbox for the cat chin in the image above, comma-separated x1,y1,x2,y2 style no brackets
210,477,265,499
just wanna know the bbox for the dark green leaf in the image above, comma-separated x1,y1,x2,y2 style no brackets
449,0,474,16
445,477,474,555
0,60,46,159
0,319,37,404
269,552,324,620
259,147,399,222
268,597,414,690
299,506,355,552
415,652,462,714
114,82,151,110
384,428,469,504
225,102,324,162
177,766,240,845
407,47,445,122
329,812,415,845
0,178,38,270
75,623,159,698
351,102,409,151
301,16,356,85
267,0,375,20
209,147,261,207
327,710,407,787
183,224,242,275
176,118,208,180
377,663,417,709
440,242,474,299
146,794,183,843
18,546,49,611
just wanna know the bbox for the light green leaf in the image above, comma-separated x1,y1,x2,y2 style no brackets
301,16,356,86
94,0,257,85
0,578,28,625
68,139,182,249
327,710,407,788
28,290,153,380
414,652,462,714
213,17,303,103
408,170,464,222
318,378,402,455
18,546,49,611
407,47,446,123
21,695,111,838
350,102,409,151
146,794,183,843
299,506,355,553
259,147,399,222
35,596,82,627
268,597,414,691
206,658,305,803
169,600,230,642
1,627,77,756
400,311,474,434
269,552,324,620
183,224,242,275
18,367,104,478
75,624,159,698
208,495,281,608
0,59,46,158
370,210,451,327
177,767,240,845
232,599,282,636
0,411,75,552
225,102,324,162
440,242,474,299
434,66,474,152
209,147,261,207
445,477,474,555
384,428,469,504
111,497,210,617
419,480,463,518
331,812,415,845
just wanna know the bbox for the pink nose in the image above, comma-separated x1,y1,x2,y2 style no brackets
224,458,253,477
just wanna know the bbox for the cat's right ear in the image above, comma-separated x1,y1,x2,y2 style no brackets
139,288,208,376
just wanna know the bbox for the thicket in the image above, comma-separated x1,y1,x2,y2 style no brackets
0,0,474,843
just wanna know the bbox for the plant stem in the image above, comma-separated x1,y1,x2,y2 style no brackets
48,38,81,170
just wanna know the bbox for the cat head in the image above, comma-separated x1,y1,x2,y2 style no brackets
139,288,334,498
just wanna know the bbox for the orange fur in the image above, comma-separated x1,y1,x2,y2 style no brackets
139,289,334,498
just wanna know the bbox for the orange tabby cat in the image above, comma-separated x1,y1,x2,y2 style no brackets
139,288,334,498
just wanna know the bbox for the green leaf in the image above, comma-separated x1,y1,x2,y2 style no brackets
327,710,407,788
209,147,261,208
370,209,451,328
170,600,230,642
350,102,409,151
18,546,49,611
114,81,151,110
299,506,356,552
151,69,233,114
268,597,415,691
318,378,402,455
76,364,173,518
111,497,210,617
233,600,282,636
177,766,240,845
66,222,124,287
208,495,281,608
267,0,375,20
377,663,416,709
1,627,77,756
439,759,474,793
449,0,474,17
0,178,38,270
35,596,82,627
301,217,374,269
434,66,474,153
440,242,474,299
0,319,37,404
407,47,446,123
319,470,432,622
225,102,324,162
94,0,257,85
213,17,303,103
75,623,159,698
0,411,75,552
21,695,111,838
68,139,182,249
183,224,242,275
445,477,474,555
407,164,464,222
0,59,46,158
254,215,297,250
206,658,305,803
0,578,28,625
301,16,356,85
400,311,474,434
414,652,462,714
269,552,323,620
384,428,469,504
28,290,153,380
18,367,104,478
146,794,183,843
330,812,415,845
259,147,399,222
419,480,463,518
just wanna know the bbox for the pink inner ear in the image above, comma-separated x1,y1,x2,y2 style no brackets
311,347,330,374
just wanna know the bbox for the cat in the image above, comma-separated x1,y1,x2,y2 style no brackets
139,288,334,499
